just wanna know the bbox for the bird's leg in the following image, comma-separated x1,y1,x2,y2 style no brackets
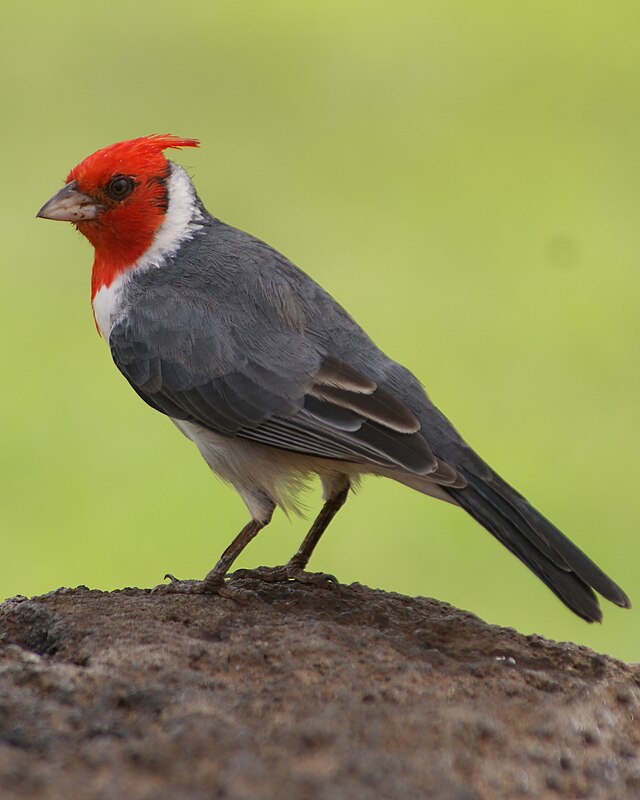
236,479,350,588
198,518,268,596
157,507,273,599
286,485,349,576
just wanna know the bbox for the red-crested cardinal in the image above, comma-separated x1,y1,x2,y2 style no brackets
37,135,630,620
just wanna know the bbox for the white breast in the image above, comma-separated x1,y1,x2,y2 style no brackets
92,274,128,340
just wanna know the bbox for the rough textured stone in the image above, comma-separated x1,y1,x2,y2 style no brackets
0,579,637,799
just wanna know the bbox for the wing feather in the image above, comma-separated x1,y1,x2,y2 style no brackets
109,285,460,481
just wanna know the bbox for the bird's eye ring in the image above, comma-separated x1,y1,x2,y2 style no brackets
105,175,135,201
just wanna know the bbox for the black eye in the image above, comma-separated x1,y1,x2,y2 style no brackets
105,175,135,201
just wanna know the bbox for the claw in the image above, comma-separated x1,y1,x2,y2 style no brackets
289,569,338,589
151,577,201,595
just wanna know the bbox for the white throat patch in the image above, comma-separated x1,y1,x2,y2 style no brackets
92,163,204,340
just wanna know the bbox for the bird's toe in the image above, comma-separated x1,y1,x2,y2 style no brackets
230,565,338,589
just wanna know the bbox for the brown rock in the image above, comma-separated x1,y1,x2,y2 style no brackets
0,579,637,799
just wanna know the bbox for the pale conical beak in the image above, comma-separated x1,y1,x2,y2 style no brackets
36,180,102,222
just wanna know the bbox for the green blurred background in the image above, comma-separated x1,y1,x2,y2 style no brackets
1,1,638,659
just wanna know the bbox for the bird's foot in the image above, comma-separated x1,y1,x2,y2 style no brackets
152,573,252,601
232,565,338,589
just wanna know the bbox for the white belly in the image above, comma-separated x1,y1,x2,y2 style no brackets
171,417,300,520
170,417,362,520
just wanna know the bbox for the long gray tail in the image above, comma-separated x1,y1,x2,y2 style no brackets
447,465,630,622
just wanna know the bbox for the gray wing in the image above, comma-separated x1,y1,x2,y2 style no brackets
109,284,458,480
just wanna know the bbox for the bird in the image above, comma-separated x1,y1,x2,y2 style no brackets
36,134,630,622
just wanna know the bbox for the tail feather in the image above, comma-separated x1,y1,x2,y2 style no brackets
448,468,630,622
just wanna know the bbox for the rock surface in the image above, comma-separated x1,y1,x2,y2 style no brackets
0,579,638,799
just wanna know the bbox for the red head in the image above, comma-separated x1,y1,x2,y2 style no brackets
37,135,199,296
